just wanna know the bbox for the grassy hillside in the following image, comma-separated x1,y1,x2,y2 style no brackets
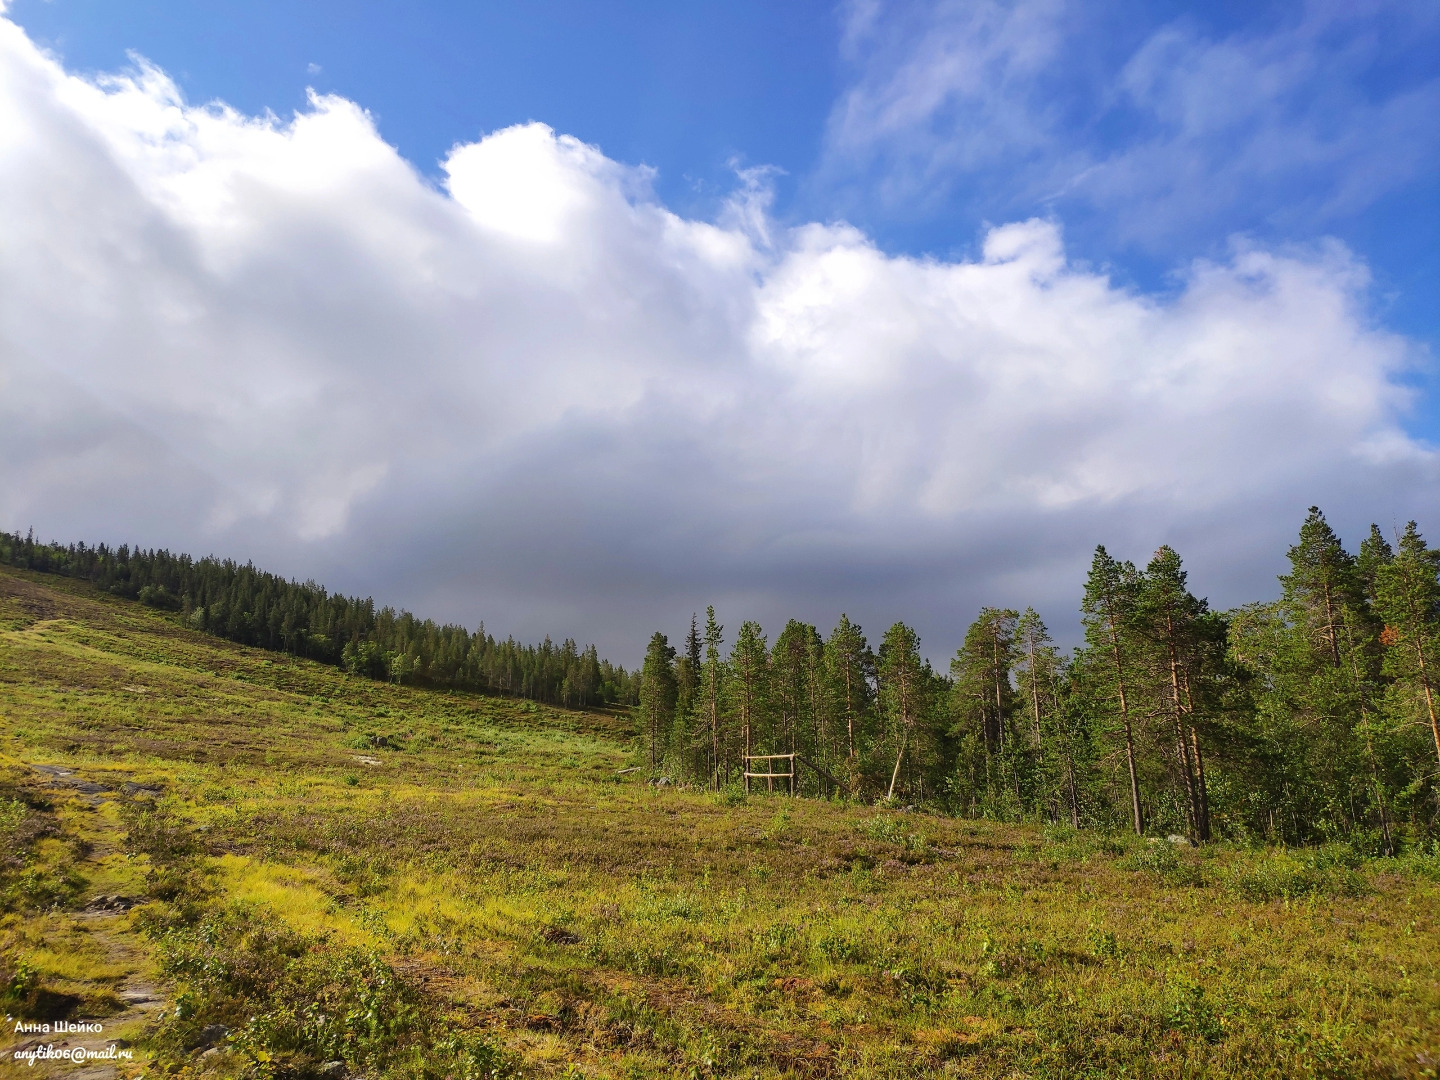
1,564,1437,1080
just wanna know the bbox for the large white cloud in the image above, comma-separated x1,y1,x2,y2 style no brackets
0,15,1433,659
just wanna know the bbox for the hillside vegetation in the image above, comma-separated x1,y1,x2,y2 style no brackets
1,564,1437,1079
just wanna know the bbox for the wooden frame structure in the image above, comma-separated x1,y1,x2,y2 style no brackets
743,753,795,796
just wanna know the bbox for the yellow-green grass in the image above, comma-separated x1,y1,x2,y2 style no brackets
1,564,1437,1079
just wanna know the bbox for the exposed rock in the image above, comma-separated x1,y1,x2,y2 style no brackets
86,894,141,912
193,1024,229,1049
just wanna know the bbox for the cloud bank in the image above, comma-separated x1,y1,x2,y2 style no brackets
0,16,1433,660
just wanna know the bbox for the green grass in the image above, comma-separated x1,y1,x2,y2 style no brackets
1,564,1437,1079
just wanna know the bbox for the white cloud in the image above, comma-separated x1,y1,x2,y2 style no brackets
822,0,1068,213
0,16,1433,657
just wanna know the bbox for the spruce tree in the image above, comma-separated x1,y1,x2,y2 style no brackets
703,606,725,787
640,632,678,769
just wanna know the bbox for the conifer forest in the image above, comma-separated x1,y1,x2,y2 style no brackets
8,506,1439,848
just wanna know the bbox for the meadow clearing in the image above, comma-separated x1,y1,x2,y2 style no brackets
1,564,1437,1079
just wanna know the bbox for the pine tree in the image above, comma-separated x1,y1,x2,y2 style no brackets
771,621,818,761
1080,546,1145,835
949,608,1021,816
877,622,927,801
1136,546,1213,841
803,626,834,794
729,621,769,772
1354,524,1397,851
1014,608,1078,826
1274,508,1386,841
825,615,873,771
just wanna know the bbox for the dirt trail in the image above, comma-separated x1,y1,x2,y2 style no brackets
3,923,161,1080
2,768,166,1080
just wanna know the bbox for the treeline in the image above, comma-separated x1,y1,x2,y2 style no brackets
0,531,640,708
638,509,1440,847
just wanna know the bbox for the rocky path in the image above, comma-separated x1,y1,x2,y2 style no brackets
2,766,167,1080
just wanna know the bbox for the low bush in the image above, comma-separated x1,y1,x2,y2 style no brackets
1119,839,1210,886
1224,849,1369,902
146,904,513,1080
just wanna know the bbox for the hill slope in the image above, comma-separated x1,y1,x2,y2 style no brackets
1,565,1437,1079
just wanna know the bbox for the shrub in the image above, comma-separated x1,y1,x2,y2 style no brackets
1119,840,1209,886
1225,851,1369,902
149,904,513,1079
1168,981,1224,1043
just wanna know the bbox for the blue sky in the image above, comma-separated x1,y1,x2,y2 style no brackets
1,0,1437,658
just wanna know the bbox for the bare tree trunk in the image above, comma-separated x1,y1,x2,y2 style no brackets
1067,756,1081,829
1323,580,1342,668
887,665,912,802
1029,641,1045,765
1416,639,1440,771
887,728,908,801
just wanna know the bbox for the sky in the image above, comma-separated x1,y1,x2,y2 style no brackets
1,0,1437,664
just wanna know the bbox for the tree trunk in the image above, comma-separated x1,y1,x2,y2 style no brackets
1029,642,1045,766
992,633,1005,754
1189,724,1211,842
844,661,855,761
1322,580,1342,668
1343,638,1391,855
709,667,720,790
1106,611,1144,836
1166,634,1202,840
1416,638,1440,771
887,728,908,801
1066,756,1081,829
